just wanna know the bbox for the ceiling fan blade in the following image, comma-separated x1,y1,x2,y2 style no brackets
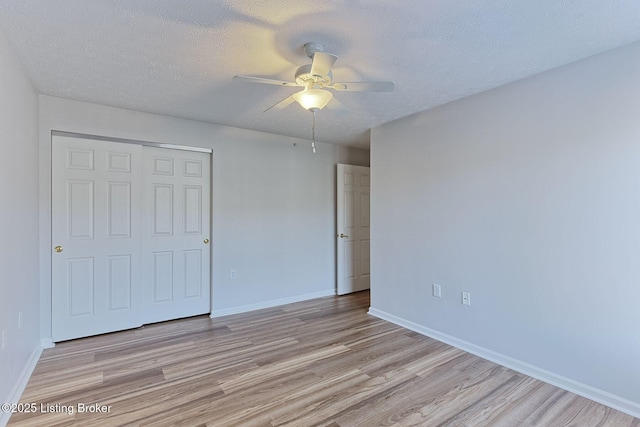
264,94,297,112
326,97,349,115
234,75,300,87
330,81,395,92
310,52,337,78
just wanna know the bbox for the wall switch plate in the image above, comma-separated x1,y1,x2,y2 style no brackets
432,283,441,298
230,269,237,280
462,292,471,306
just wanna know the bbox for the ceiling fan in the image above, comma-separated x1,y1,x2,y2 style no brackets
233,42,395,113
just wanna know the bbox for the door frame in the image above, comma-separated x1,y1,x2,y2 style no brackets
51,131,213,154
46,130,213,344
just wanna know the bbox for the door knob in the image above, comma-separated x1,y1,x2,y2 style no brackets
203,239,209,244
339,233,349,238
54,245,63,253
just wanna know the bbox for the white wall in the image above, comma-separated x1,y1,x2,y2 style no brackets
0,30,41,423
39,96,369,338
370,41,640,417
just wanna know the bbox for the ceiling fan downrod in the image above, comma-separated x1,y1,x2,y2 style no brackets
310,108,318,154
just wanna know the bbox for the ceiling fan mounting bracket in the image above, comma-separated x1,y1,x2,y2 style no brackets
304,42,325,59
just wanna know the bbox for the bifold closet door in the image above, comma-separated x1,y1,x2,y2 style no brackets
52,136,211,342
52,136,144,341
142,147,211,324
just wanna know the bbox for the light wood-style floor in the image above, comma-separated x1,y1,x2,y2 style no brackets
8,291,639,426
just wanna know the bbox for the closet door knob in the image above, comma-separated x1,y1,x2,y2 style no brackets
54,245,63,253
203,239,209,244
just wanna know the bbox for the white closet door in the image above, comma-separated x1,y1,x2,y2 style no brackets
52,136,143,341
52,136,212,342
142,147,211,323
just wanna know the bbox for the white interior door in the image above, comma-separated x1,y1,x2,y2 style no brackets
52,136,143,341
142,147,211,323
337,164,370,295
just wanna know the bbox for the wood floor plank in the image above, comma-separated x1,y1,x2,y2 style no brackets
7,290,638,426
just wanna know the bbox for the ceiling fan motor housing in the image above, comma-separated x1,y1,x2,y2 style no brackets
295,64,332,89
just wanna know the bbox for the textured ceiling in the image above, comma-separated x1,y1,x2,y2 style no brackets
1,1,640,148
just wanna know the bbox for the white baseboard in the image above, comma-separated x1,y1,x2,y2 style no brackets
211,289,335,318
0,344,44,427
40,338,55,349
367,307,640,420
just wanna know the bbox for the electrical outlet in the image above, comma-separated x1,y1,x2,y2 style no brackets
18,312,23,331
230,269,237,280
462,292,471,306
1,329,7,349
432,283,441,298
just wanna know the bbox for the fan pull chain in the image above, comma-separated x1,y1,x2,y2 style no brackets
311,109,317,154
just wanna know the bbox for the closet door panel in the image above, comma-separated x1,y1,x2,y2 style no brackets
142,147,211,323
52,136,143,341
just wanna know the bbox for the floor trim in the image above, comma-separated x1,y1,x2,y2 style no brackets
368,307,640,420
0,344,44,427
40,338,55,349
210,289,336,318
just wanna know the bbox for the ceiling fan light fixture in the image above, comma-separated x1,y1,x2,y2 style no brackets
294,89,333,111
